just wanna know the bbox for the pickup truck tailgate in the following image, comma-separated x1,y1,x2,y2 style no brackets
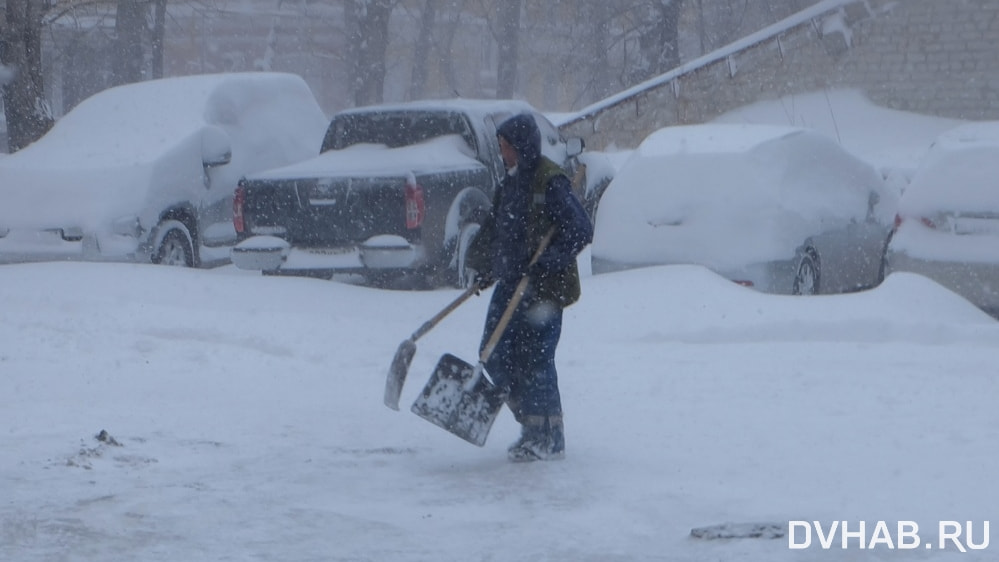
241,176,408,246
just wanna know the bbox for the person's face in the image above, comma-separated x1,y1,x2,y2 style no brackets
498,135,518,170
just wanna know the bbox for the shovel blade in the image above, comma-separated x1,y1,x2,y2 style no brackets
411,353,504,447
384,338,416,410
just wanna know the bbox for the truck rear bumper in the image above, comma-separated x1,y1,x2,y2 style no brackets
231,235,426,273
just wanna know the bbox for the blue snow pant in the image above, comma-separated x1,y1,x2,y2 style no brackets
480,279,563,423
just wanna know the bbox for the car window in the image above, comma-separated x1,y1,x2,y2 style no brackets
533,112,563,147
322,111,476,154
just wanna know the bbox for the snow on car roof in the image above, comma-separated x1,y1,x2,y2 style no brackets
636,123,803,156
7,72,316,168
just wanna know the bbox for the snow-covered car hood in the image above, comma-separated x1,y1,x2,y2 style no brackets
593,124,889,271
0,72,326,230
246,134,486,181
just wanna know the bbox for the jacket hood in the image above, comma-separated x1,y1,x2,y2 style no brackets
496,113,542,170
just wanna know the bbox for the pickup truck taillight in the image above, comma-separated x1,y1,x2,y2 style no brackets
233,183,246,233
405,179,425,229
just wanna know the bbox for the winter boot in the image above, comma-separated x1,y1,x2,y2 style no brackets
507,415,565,462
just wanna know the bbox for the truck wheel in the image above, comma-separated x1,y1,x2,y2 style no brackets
152,220,194,267
453,222,481,289
792,249,820,295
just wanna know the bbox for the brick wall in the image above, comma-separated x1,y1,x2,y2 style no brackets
562,0,999,150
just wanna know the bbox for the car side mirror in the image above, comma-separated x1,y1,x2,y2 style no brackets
202,126,233,169
565,137,584,158
867,190,881,220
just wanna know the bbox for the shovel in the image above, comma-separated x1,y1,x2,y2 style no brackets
411,228,555,446
383,285,479,410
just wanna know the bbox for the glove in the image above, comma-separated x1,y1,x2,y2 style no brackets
473,269,495,291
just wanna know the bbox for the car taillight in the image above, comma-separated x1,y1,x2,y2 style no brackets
233,183,246,233
404,178,425,229
896,213,944,231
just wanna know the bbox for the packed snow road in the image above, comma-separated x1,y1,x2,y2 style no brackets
1,262,996,561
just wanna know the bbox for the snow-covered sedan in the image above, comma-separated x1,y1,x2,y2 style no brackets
883,121,999,318
591,124,897,295
0,72,327,268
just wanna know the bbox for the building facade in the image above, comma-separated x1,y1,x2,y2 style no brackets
561,0,999,149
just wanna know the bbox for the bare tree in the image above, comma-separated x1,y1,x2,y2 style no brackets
150,0,166,78
579,0,616,104
404,0,471,100
493,0,519,98
112,0,146,85
433,2,467,97
626,0,683,84
1,0,829,151
1,0,53,151
345,0,395,106
691,0,817,58
407,0,437,100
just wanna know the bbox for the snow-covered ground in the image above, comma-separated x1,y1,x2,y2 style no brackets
2,260,996,561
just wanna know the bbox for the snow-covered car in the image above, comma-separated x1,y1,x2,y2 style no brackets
0,72,328,268
591,124,897,295
882,121,999,318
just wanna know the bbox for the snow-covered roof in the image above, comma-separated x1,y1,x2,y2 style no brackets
557,0,858,127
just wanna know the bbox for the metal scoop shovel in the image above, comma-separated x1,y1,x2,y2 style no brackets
411,229,555,446
383,285,478,410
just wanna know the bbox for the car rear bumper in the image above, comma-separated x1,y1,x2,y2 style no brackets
231,235,426,274
0,229,142,265
885,251,999,314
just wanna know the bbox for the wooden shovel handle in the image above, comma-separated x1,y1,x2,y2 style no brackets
478,227,556,364
410,285,478,342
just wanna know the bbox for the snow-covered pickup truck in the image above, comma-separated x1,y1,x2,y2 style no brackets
230,99,584,287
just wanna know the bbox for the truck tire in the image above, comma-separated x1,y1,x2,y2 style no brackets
152,220,195,267
792,248,820,295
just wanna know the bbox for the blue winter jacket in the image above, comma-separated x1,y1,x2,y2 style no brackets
468,113,593,304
